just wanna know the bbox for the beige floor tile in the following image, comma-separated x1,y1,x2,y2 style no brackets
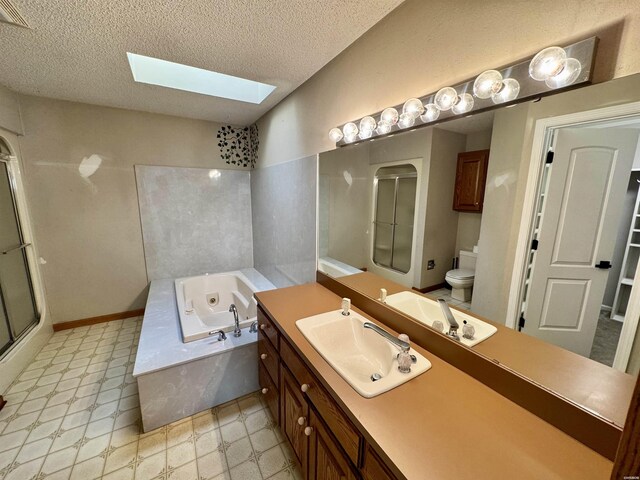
0,446,19,471
104,441,138,474
1,428,30,452
197,449,227,479
110,424,141,449
45,466,73,480
245,410,269,434
193,411,218,436
26,417,63,443
138,430,166,457
216,402,241,426
168,459,198,479
4,411,40,434
76,432,111,463
195,429,223,457
4,456,44,480
15,436,52,462
102,465,134,480
85,416,116,439
167,419,194,447
257,445,287,478
249,427,279,453
41,445,78,475
135,450,166,479
220,419,247,444
50,425,85,453
167,440,196,469
69,455,106,480
225,437,253,469
229,459,261,480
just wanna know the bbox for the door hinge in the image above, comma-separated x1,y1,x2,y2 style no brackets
531,239,539,251
518,316,526,332
546,151,554,164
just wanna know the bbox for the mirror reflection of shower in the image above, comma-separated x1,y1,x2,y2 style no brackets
372,164,418,274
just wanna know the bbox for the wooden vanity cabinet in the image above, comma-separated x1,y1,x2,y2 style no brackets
258,308,280,423
452,149,490,212
257,305,396,480
308,410,358,480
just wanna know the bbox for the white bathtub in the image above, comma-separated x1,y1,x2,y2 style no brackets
318,256,362,278
175,271,259,343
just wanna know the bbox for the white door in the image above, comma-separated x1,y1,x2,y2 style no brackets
522,128,639,356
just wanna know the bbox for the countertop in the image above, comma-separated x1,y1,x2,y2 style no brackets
255,282,613,480
337,271,635,428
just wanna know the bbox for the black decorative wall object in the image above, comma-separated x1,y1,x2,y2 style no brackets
216,124,259,168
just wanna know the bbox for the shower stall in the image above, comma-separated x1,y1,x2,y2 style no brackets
0,138,39,356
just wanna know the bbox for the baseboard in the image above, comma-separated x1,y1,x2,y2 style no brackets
412,282,448,294
52,309,145,332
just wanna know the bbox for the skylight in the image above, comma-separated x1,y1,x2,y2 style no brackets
126,53,276,104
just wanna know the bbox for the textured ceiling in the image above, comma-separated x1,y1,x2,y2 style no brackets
0,0,404,125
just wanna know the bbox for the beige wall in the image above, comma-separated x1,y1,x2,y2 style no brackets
0,84,22,135
455,130,493,254
421,128,466,288
16,95,244,324
257,0,640,168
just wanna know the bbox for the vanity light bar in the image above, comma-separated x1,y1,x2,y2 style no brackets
329,36,597,146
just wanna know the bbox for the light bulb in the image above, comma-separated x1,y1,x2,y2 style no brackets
344,133,357,143
473,70,503,99
420,104,440,123
545,57,582,88
376,122,392,135
359,116,377,134
434,87,459,111
342,122,358,137
328,127,343,143
402,98,425,119
451,93,474,114
380,107,399,126
529,46,567,81
398,113,416,129
359,129,373,140
491,78,520,104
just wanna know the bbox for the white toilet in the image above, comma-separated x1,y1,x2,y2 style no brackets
445,250,477,302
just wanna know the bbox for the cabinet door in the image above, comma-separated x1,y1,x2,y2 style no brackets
453,149,490,212
308,411,357,480
281,365,309,475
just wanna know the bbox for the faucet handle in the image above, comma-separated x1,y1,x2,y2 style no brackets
341,298,351,316
379,288,387,303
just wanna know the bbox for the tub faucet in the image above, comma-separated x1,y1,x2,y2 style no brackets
229,304,241,337
249,321,258,333
437,298,460,341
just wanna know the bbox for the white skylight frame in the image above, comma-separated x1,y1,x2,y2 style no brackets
126,52,276,105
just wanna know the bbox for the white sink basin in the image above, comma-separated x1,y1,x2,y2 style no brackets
385,291,497,347
296,309,431,398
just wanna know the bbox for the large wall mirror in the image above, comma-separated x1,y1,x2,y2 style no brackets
317,72,640,430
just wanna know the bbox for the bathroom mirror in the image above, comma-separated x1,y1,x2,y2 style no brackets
317,72,640,428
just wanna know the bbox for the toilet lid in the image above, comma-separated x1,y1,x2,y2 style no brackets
447,268,475,280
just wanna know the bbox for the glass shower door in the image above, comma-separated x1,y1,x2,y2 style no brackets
0,147,39,355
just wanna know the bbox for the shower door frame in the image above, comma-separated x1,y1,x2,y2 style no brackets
0,146,41,357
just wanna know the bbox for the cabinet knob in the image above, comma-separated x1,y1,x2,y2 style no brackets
297,416,306,426
261,388,268,394
260,324,266,330
300,384,310,393
260,353,267,360
304,426,313,436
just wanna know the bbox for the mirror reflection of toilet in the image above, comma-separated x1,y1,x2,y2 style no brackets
445,250,477,302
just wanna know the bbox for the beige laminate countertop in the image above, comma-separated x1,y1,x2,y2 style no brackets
255,282,613,480
337,271,635,428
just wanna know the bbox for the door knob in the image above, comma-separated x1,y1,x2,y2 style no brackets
297,416,306,426
595,260,612,269
260,353,267,360
304,426,313,436
261,388,268,394
300,384,310,393
260,324,266,330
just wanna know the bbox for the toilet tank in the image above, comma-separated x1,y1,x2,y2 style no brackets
459,250,477,271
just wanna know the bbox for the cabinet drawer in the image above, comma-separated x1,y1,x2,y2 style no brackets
258,363,278,424
258,334,279,388
281,339,361,466
362,445,397,480
257,306,279,351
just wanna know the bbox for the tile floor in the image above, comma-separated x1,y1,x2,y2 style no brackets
589,309,623,367
426,287,472,311
0,317,301,480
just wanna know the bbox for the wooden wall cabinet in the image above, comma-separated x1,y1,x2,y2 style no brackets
452,149,490,212
257,306,393,480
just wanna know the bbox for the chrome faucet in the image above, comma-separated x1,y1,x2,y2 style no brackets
209,330,227,341
437,298,460,341
363,322,414,373
363,322,410,352
249,321,258,333
229,304,241,337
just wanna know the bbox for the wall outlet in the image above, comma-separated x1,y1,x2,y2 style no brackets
427,259,436,270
